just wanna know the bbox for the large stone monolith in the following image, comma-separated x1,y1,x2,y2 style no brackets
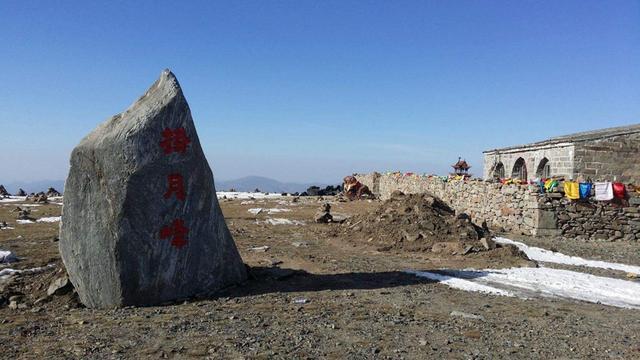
59,70,247,308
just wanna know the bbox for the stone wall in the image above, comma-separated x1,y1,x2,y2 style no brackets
356,173,541,235
357,173,640,241
573,132,640,183
542,196,640,241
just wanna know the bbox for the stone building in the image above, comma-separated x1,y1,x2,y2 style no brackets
483,124,640,183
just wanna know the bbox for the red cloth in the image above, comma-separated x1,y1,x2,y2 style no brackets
612,182,626,199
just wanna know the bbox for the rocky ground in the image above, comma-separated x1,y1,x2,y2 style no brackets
1,195,640,359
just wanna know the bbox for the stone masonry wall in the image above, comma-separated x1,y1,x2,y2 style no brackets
541,195,640,241
356,173,541,235
356,173,640,241
573,132,640,183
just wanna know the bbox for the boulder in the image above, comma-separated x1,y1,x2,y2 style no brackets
59,70,247,308
47,276,73,296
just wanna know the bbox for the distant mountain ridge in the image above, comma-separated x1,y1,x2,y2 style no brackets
215,176,329,193
1,180,65,194
1,176,333,195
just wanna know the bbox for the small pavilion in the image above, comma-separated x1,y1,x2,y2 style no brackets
451,157,471,177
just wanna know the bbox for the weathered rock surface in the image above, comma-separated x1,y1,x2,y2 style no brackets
47,276,73,296
59,69,247,308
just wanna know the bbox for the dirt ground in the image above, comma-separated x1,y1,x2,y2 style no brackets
1,195,640,359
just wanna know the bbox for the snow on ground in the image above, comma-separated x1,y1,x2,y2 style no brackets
0,227,14,230
0,196,27,203
0,264,56,282
217,192,283,200
248,208,292,215
266,208,291,214
408,237,640,309
258,218,305,226
494,237,640,275
405,270,514,297
13,217,61,224
36,216,61,223
2,203,41,207
409,267,640,309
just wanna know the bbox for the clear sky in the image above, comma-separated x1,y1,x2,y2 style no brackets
1,1,639,184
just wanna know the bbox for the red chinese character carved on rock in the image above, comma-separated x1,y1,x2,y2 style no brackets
160,219,189,248
164,173,186,201
160,127,191,154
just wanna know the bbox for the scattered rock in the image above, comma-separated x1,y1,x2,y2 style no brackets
314,203,333,223
450,311,485,321
480,238,497,250
0,250,17,263
47,276,74,296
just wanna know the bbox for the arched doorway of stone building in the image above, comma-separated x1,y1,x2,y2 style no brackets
512,157,527,180
536,158,551,178
492,162,505,179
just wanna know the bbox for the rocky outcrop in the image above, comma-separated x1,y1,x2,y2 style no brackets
59,70,247,308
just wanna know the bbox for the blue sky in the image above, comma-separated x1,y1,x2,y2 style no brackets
1,1,638,184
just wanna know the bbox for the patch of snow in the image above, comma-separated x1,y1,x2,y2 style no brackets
0,250,17,263
494,237,640,275
408,267,640,309
248,246,270,252
16,219,35,224
0,263,55,282
258,218,305,226
2,203,41,207
0,196,27,203
248,208,263,215
405,270,514,297
37,216,61,223
217,192,283,200
0,227,14,230
266,208,291,214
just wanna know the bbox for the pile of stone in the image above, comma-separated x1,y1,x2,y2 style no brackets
0,185,9,196
314,203,333,223
29,192,48,204
345,191,500,254
13,207,35,221
16,189,27,196
46,187,62,197
302,185,343,197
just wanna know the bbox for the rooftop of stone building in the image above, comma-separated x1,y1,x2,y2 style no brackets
484,123,640,153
